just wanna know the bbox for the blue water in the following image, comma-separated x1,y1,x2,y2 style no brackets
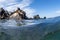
0,16,60,40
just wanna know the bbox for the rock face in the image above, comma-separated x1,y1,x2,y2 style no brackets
0,8,28,20
9,8,28,20
0,8,9,19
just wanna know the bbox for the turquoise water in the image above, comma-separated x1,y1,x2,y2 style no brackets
0,17,60,40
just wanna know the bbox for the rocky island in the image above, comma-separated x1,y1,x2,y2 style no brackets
0,7,46,20
0,8,28,20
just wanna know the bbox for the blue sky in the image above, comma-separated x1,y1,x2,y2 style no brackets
29,0,60,18
0,0,60,18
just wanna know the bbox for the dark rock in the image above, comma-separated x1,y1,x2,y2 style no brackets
44,16,46,19
33,15,40,19
9,8,28,20
0,8,9,19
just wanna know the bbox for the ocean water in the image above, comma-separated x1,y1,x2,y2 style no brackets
0,17,60,40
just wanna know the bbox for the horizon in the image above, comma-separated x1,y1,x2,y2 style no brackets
0,0,60,18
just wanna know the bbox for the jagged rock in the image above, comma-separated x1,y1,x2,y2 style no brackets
9,8,28,20
0,8,9,19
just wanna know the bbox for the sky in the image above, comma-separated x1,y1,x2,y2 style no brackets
0,0,60,18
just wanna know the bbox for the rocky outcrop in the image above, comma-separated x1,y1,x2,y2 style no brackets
33,15,40,19
0,8,9,19
0,8,46,20
33,15,47,19
0,8,28,20
44,16,46,19
9,8,28,20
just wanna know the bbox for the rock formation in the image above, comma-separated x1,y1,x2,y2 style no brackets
0,7,28,20
44,16,46,19
9,8,28,20
0,8,9,19
0,7,46,20
33,15,40,19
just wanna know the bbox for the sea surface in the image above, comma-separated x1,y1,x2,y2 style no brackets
0,17,60,40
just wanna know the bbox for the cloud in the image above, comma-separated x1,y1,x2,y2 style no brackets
0,0,17,7
0,0,34,10
23,7,36,18
0,0,36,17
56,10,60,13
5,0,32,11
